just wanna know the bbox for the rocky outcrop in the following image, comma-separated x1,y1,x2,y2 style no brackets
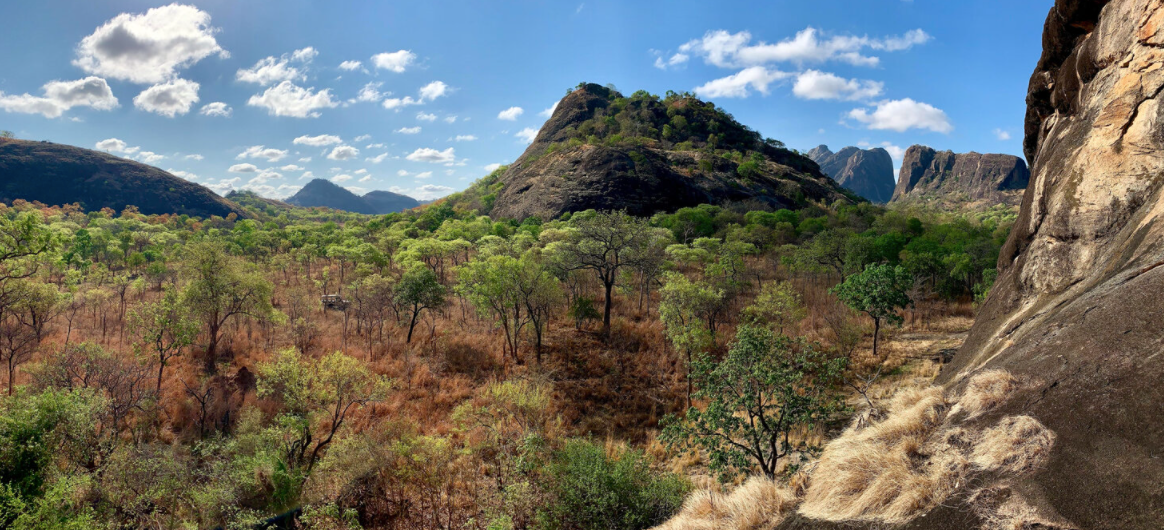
0,138,247,218
285,179,419,214
806,145,895,203
482,84,857,220
890,145,1029,206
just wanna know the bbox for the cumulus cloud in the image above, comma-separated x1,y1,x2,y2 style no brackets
136,151,165,164
371,50,417,73
168,169,198,180
444,115,457,123
293,134,342,146
693,66,791,98
206,177,241,195
498,106,524,120
366,153,390,164
327,145,359,160
653,51,689,70
74,4,227,84
878,141,905,160
356,82,383,102
414,171,433,179
484,163,503,172
280,164,304,171
455,135,477,142
418,81,448,101
382,96,419,110
354,134,371,142
236,54,306,86
184,154,204,160
848,98,952,133
133,78,200,117
792,70,882,101
391,184,455,201
229,163,259,173
515,127,539,144
237,145,288,162
200,101,231,117
539,101,559,117
359,175,372,182
993,128,1011,140
677,27,930,69
332,174,353,183
0,77,118,118
247,81,338,118
405,147,455,164
396,126,421,134
416,111,437,122
299,171,315,179
95,138,138,154
339,60,363,71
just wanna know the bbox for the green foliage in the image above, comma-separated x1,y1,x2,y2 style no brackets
394,265,447,343
831,264,913,328
537,439,688,530
661,326,847,481
741,281,806,334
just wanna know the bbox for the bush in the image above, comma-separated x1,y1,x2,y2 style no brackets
537,440,688,530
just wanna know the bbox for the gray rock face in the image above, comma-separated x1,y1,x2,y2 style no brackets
891,145,1029,206
806,145,895,203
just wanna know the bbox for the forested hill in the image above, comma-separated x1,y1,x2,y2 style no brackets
441,83,859,221
0,138,247,218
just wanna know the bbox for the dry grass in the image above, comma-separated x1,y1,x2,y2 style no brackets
797,370,1057,526
652,477,797,530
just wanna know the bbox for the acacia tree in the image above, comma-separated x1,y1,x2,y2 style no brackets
129,287,199,394
257,348,390,474
457,255,527,364
658,272,722,408
661,326,847,480
515,253,562,363
830,264,913,407
552,210,652,336
394,266,446,344
180,241,274,373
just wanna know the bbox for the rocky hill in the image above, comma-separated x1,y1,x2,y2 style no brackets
285,179,419,214
890,145,1029,207
0,138,246,218
446,83,858,220
806,145,895,203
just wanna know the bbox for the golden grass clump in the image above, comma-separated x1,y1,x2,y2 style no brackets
971,415,1056,475
652,477,797,530
951,369,1023,419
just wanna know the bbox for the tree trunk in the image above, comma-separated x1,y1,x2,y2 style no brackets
872,317,881,360
602,280,614,337
407,310,419,343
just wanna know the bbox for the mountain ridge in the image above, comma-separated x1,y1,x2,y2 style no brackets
284,178,419,214
806,144,895,203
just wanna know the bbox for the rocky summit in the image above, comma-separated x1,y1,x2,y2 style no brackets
454,83,858,220
806,145,895,203
891,144,1030,207
285,178,419,214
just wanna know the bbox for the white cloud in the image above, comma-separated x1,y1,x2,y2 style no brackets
247,81,338,118
792,70,882,101
653,52,690,70
366,143,385,149
693,66,790,98
73,4,227,84
184,154,204,160
96,138,138,154
299,157,312,162
354,134,371,142
484,163,503,172
168,169,198,180
455,135,477,142
327,145,359,160
366,153,389,164
290,47,318,62
293,134,342,146
354,168,368,174
136,151,165,164
280,164,304,171
207,177,241,195
359,175,372,182
237,145,288,162
356,81,383,102
249,169,284,185
339,60,363,71
371,50,416,73
300,171,315,179
0,77,118,118
515,127,539,144
405,147,455,164
237,55,306,86
392,184,455,201
414,171,433,179
498,106,524,120
848,98,952,133
539,101,559,117
879,141,905,160
993,128,1011,140
229,163,259,173
677,27,930,69
416,111,437,122
332,174,353,183
133,78,199,117
200,101,232,117
418,81,448,101
382,96,419,110
397,170,410,177
444,115,457,123
396,126,421,134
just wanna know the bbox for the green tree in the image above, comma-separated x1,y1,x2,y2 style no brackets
394,266,446,344
128,287,199,394
658,272,722,408
741,281,806,335
829,263,913,362
661,326,847,480
180,242,274,373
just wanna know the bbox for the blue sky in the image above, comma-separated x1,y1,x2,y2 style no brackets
0,1,1051,201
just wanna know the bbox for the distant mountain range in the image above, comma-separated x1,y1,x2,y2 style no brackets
806,145,895,203
892,145,1029,207
284,178,419,214
0,138,247,218
442,83,859,220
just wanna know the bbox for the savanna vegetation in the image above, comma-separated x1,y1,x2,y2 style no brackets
0,191,1011,529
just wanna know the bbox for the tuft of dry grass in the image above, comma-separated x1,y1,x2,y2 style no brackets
652,477,797,530
971,415,1056,475
951,369,1023,419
